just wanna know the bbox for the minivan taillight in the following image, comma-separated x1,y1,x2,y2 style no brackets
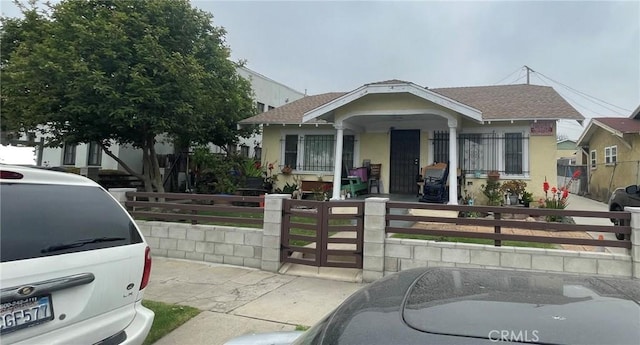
140,246,152,290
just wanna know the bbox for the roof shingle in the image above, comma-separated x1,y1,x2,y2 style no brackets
594,117,640,134
240,82,584,124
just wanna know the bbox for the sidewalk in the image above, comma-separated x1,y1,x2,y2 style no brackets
146,257,364,345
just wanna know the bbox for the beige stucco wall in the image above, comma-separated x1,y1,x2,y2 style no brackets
588,129,640,202
333,93,456,121
260,111,561,203
556,148,577,160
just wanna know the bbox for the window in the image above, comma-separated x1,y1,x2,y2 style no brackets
268,105,275,111
282,134,355,172
257,102,265,113
604,146,617,165
1,184,142,262
590,150,597,169
284,135,298,168
504,133,523,174
239,145,249,157
433,131,528,175
87,142,102,166
63,144,77,165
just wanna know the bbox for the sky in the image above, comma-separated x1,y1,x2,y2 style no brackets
1,0,639,162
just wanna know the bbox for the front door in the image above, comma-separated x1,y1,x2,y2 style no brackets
390,130,420,194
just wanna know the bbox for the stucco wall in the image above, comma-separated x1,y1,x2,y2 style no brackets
588,130,640,201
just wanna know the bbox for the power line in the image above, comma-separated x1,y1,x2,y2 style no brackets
508,71,526,85
534,71,632,114
532,74,623,117
493,66,524,85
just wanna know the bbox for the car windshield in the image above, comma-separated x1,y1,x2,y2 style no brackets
1,183,141,262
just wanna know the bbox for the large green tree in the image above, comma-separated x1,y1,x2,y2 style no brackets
1,0,256,192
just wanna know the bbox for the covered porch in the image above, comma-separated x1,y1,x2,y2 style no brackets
301,81,483,204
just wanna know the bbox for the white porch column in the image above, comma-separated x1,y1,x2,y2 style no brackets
331,124,345,200
448,121,458,205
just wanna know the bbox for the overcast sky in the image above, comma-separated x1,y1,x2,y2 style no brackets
2,0,639,140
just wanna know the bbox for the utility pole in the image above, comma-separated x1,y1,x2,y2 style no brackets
524,65,533,85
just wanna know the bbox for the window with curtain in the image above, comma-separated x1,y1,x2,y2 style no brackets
87,142,102,166
282,134,355,172
63,144,77,165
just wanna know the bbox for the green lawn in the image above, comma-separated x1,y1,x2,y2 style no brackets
142,300,200,345
391,233,557,249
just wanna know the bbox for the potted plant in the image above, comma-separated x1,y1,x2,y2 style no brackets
487,170,500,181
281,165,293,175
521,191,534,208
499,180,527,205
241,159,264,189
481,179,502,206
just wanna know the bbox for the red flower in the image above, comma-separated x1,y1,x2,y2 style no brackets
543,180,549,193
254,161,261,169
562,189,569,199
551,187,557,194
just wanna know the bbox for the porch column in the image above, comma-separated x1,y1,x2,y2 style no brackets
448,121,458,205
331,124,345,200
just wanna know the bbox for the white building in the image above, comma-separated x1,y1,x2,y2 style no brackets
38,66,304,173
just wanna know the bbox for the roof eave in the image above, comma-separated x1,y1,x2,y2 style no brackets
302,82,484,124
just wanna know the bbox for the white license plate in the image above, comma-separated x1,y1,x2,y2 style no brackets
0,295,54,334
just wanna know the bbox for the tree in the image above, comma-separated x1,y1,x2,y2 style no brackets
1,0,256,192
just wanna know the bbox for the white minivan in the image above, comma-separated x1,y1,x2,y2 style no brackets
0,165,154,345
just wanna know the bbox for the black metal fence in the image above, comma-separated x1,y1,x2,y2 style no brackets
431,131,530,175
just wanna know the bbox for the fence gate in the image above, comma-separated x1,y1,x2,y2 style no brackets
281,199,364,269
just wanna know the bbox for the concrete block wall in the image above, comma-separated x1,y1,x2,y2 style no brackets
382,238,633,279
137,221,264,269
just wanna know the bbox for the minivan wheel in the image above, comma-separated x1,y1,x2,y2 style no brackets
612,206,625,240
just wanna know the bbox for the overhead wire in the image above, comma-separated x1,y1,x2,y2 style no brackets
532,74,601,118
533,71,631,115
493,66,524,85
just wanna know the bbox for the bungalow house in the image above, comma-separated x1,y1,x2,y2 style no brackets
240,80,584,203
576,105,640,202
556,139,579,164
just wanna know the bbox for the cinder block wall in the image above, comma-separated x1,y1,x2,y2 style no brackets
137,221,264,269
383,238,633,278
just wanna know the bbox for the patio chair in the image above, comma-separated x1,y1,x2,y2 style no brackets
368,164,381,194
419,162,449,203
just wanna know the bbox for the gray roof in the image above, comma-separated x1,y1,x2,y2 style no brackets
240,82,584,124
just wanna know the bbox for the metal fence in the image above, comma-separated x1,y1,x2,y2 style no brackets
282,135,356,172
432,132,530,175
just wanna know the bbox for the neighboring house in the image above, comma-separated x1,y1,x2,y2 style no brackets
576,105,640,202
240,80,584,203
556,139,579,164
38,66,304,174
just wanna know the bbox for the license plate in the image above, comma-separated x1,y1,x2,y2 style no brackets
0,295,54,334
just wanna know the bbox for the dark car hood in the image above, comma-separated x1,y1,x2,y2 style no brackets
309,268,640,345
404,269,640,344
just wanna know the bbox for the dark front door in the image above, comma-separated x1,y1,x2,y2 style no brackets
390,130,420,194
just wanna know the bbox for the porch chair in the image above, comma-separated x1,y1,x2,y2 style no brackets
368,164,381,194
419,162,449,203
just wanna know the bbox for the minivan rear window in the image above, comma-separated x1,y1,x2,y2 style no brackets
1,183,142,262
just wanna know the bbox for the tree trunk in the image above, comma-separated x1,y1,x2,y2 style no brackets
149,140,165,193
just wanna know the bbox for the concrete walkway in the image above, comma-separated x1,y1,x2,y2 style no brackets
564,194,627,254
146,257,364,345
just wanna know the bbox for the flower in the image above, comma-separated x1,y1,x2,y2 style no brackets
562,188,569,199
551,186,557,194
543,180,550,193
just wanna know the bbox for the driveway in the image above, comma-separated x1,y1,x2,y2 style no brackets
564,194,627,254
